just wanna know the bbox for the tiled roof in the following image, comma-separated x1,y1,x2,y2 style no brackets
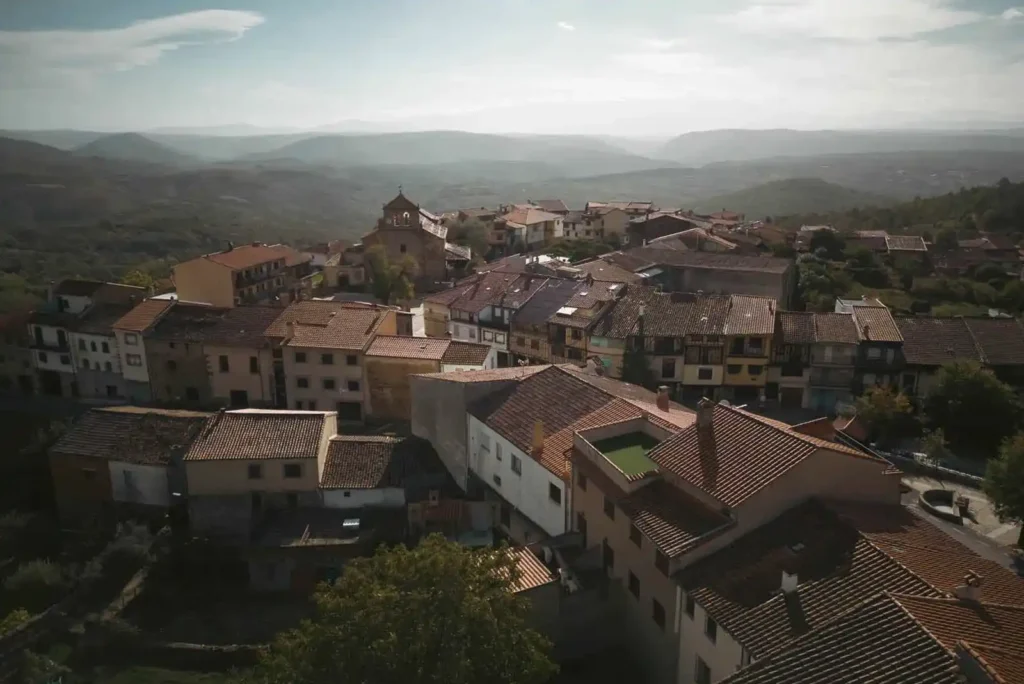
320,435,441,489
647,404,885,507
532,199,569,214
620,479,731,557
499,207,562,226
895,316,982,366
630,246,793,274
203,243,292,270
777,311,816,345
147,302,231,342
963,317,1024,365
896,595,1024,683
442,341,492,365
422,274,485,306
831,501,1024,606
52,406,211,466
413,366,548,383
267,301,388,350
813,312,859,344
201,306,282,348
184,409,331,461
721,594,964,684
449,272,522,314
726,295,776,335
490,273,549,309
679,501,940,659
573,259,643,284
852,305,903,343
510,279,579,327
886,235,928,252
445,242,471,260
112,299,174,332
53,279,105,297
367,336,451,360
505,547,558,593
75,303,133,336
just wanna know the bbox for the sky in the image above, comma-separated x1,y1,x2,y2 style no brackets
1,0,1023,135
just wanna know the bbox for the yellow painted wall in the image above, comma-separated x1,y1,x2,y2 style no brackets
173,259,235,308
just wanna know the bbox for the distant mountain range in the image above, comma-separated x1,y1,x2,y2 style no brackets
73,132,197,166
693,178,893,218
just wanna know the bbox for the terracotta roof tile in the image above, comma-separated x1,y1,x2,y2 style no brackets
203,243,293,271
726,295,776,336
812,313,859,344
852,306,903,343
574,259,643,284
184,409,331,461
423,274,485,306
147,302,231,342
680,501,940,659
895,316,982,366
320,435,444,489
630,247,793,274
442,341,492,365
886,235,928,252
963,317,1024,365
490,273,549,309
449,272,522,314
510,279,579,328
112,299,174,333
267,301,388,350
505,547,558,593
413,366,548,383
721,594,963,684
498,207,562,226
52,406,211,466
75,303,133,336
777,311,816,345
201,306,282,348
367,336,451,360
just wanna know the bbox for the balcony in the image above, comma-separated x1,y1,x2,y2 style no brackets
809,367,855,388
779,362,806,378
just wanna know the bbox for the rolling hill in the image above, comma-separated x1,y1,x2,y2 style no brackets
693,178,894,219
73,133,197,166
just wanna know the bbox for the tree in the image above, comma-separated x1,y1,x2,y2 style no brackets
809,229,845,260
934,227,959,252
365,245,418,304
448,218,489,259
621,339,655,390
250,536,556,684
855,386,916,447
983,433,1024,547
923,361,1021,457
120,269,154,290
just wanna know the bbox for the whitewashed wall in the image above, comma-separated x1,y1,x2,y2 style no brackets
109,462,170,507
322,487,405,509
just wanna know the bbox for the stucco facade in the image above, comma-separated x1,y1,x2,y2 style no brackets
173,258,236,308
207,346,275,407
146,338,213,406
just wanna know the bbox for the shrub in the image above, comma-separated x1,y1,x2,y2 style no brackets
3,560,69,612
0,608,30,636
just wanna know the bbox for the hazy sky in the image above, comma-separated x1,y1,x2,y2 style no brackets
1,0,1023,135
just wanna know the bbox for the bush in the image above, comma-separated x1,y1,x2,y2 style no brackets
3,560,69,612
0,608,30,636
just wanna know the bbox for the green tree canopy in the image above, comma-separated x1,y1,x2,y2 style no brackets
365,245,418,304
934,227,959,252
250,536,556,684
983,433,1024,547
855,386,917,447
809,229,845,260
120,269,155,290
923,361,1021,457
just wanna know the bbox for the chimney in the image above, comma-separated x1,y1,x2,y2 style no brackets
862,324,871,340
656,386,670,412
286,320,296,341
697,397,714,433
532,420,545,456
781,570,798,594
953,571,983,602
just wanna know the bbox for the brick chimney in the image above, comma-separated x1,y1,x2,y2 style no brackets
697,397,715,434
286,320,296,342
532,419,545,458
953,571,983,602
656,386,670,412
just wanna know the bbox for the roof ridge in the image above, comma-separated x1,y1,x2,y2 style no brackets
886,590,953,655
892,593,1024,612
858,537,947,598
961,316,989,364
955,640,1010,684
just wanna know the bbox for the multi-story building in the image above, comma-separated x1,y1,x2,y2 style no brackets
625,212,707,247
847,300,905,394
172,242,310,308
570,399,902,684
546,280,622,367
768,311,814,408
264,301,397,421
112,298,175,403
806,313,859,413
0,313,35,396
445,272,522,347
509,279,581,364
144,302,229,407
203,306,283,408
495,206,564,248
720,296,776,403
70,303,133,400
477,274,549,367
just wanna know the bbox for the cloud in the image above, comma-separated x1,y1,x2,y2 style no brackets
0,10,264,88
1003,7,1024,20
556,21,576,32
722,0,984,40
641,38,677,50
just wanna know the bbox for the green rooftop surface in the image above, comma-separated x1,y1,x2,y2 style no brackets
591,432,660,476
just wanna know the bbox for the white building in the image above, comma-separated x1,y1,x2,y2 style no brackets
112,299,175,403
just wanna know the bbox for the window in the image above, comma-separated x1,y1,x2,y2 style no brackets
90,341,97,352
286,493,298,509
530,339,540,350
628,571,640,599
125,333,139,345
347,380,360,392
629,524,642,548
78,339,86,351
400,244,407,254
272,348,282,359
578,472,587,491
697,367,713,380
126,353,142,367
655,549,669,576
323,378,336,390
185,387,199,401
727,364,742,375
250,356,259,374
295,351,307,363
886,348,895,363
685,593,695,618
219,355,230,372
867,347,881,359
548,483,561,505
166,360,177,372
81,359,90,369
102,342,109,353
38,352,48,363
104,361,112,371
516,336,525,347
511,454,522,475
705,615,718,643
602,539,615,571
60,355,70,365
346,355,358,366
571,329,582,341
308,400,317,410
500,505,511,528
321,353,334,365
106,385,117,398
604,496,615,519
730,337,745,355
294,400,304,410
482,330,493,342
493,473,502,487
661,358,676,378
297,377,309,389
248,463,263,479
283,463,303,479
495,443,502,461
652,599,665,630
694,657,711,684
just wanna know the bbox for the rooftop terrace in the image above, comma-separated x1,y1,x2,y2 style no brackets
592,432,660,477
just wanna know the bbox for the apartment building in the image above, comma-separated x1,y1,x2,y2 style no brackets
203,306,283,408
172,242,310,308
264,301,397,421
496,206,564,248
848,300,905,394
184,409,337,542
446,271,522,346
112,298,175,403
681,500,1024,684
509,279,581,364
569,399,902,684
547,280,623,367
720,296,776,403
